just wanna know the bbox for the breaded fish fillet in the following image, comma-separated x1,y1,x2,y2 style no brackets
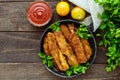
43,37,50,56
81,39,92,60
68,23,76,33
58,49,69,71
68,24,88,63
61,24,71,40
46,32,63,71
46,32,69,71
70,33,88,63
61,24,79,65
54,31,78,66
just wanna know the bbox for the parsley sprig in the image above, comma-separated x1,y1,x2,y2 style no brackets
76,24,92,39
49,22,60,32
66,62,90,76
95,0,120,72
38,52,54,68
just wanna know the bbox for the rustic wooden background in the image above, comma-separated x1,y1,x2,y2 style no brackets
0,0,120,80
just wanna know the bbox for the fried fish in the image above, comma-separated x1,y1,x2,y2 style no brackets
46,32,69,71
61,24,71,40
46,32,63,71
81,39,92,60
43,37,50,56
54,31,78,66
58,49,69,71
68,24,88,63
70,33,88,63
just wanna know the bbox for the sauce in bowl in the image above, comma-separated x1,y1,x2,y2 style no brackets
27,1,52,27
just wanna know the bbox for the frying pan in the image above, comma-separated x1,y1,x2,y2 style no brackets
39,19,97,78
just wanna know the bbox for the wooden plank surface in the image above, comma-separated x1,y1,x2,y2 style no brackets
0,1,74,31
0,63,119,80
0,0,54,2
0,32,107,63
0,0,120,79
0,32,41,62
0,0,33,1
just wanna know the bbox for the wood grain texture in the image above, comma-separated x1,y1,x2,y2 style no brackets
0,32,106,63
0,32,41,62
0,0,33,1
0,0,54,2
0,1,73,31
0,63,119,80
0,0,119,79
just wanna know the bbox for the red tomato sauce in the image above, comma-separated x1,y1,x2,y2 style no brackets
27,2,52,25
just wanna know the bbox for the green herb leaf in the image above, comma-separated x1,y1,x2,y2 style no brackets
99,40,104,46
47,56,53,60
97,13,102,19
99,23,107,30
66,70,72,76
108,21,115,28
47,60,54,68
38,52,54,68
96,33,102,37
113,9,118,15
38,52,46,58
85,62,90,67
65,62,89,76
76,24,92,39
102,12,110,21
49,22,60,32
113,0,119,5
42,59,47,64
105,66,112,72
115,29,120,38
79,66,87,74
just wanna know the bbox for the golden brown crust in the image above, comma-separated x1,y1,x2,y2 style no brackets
58,49,69,71
68,23,76,33
68,24,88,63
46,32,63,71
81,39,92,60
54,31,78,66
61,24,71,40
43,37,50,56
46,32,69,71
70,33,88,63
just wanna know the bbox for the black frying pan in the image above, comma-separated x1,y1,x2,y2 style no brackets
39,19,97,78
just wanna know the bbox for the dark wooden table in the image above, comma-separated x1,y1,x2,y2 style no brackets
0,0,120,80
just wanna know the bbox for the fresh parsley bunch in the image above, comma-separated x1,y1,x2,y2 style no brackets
95,0,120,72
